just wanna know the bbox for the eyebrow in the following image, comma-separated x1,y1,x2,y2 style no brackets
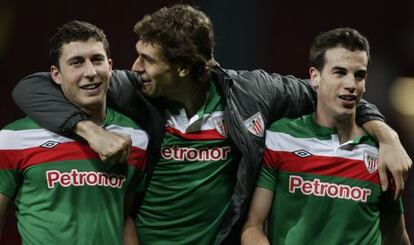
331,66,367,73
331,66,347,71
66,53,106,62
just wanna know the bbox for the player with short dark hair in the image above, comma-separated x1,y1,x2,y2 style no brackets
241,28,410,245
0,20,148,244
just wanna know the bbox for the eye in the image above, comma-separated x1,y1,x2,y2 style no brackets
91,55,106,64
92,59,104,65
143,57,155,64
140,54,156,64
355,71,367,81
69,60,82,66
334,70,346,76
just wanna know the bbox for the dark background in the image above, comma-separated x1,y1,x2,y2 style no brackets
1,0,413,243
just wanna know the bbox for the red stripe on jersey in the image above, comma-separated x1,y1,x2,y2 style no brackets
166,126,225,140
0,142,147,170
263,150,380,185
128,147,147,171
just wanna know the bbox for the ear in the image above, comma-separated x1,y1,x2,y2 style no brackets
50,66,62,85
108,58,113,72
309,67,320,89
177,67,190,78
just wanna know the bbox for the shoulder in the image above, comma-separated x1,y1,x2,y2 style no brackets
105,108,142,130
2,117,41,131
266,114,317,141
221,68,281,84
0,118,53,148
268,115,308,132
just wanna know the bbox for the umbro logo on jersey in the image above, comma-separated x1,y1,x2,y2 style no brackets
40,141,60,148
293,149,313,158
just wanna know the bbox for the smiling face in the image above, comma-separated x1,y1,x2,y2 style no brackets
51,38,112,118
131,40,183,99
310,46,368,123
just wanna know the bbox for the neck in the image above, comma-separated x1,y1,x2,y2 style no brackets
314,109,363,144
82,103,107,124
167,76,210,118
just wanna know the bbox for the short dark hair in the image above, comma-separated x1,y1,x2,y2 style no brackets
133,4,215,79
309,27,370,71
49,20,110,68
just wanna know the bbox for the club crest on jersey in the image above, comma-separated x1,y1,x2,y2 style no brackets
40,141,60,148
244,112,264,137
363,150,378,173
212,116,228,138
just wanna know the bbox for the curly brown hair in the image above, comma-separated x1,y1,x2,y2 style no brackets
134,4,215,79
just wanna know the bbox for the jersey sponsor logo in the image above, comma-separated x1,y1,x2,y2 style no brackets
212,116,228,138
293,149,313,158
363,150,378,174
40,141,60,148
161,146,231,161
289,175,372,202
46,170,126,189
244,112,264,137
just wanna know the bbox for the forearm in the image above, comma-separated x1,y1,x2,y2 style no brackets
0,194,11,236
241,226,269,245
362,120,398,144
241,187,274,245
402,230,411,245
124,191,139,245
381,215,411,245
12,70,138,135
123,216,139,245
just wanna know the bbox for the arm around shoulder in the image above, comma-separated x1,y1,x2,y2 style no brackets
264,73,317,121
12,72,89,134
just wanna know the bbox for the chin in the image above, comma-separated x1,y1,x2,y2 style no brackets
143,89,162,98
335,110,356,121
79,98,104,107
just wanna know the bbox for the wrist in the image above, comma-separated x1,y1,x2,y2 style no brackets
73,120,102,142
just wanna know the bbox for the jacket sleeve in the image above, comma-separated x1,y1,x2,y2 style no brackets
251,70,384,124
12,70,140,134
12,72,87,134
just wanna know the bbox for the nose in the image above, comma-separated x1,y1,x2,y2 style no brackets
84,60,97,80
344,77,356,93
131,56,144,73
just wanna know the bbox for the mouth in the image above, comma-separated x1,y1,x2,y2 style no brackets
338,94,357,108
338,94,357,101
80,83,102,90
139,75,153,89
140,75,151,84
